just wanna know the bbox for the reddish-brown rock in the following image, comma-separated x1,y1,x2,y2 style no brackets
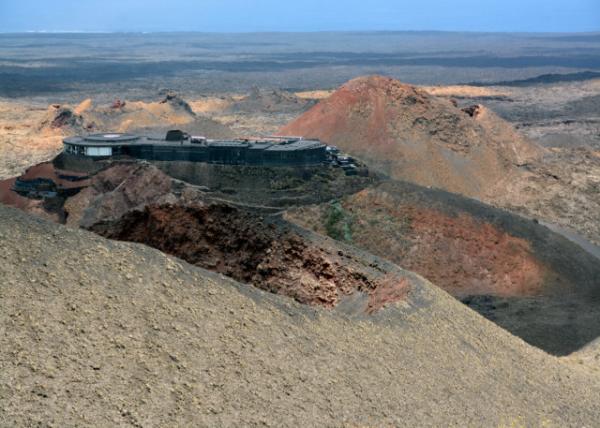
281,75,543,198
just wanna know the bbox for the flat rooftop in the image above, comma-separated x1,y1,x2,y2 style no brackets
64,133,325,152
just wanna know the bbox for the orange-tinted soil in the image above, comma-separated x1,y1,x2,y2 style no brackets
288,187,555,298
0,178,29,209
398,206,546,297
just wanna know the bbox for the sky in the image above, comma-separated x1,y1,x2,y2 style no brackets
0,0,598,33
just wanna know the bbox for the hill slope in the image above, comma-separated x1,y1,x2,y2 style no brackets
1,204,600,426
285,180,600,355
281,75,543,199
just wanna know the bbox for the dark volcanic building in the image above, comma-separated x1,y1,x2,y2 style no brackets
63,131,327,166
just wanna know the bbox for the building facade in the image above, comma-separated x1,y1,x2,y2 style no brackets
63,132,328,166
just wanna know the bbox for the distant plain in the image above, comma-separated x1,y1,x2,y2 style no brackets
1,31,600,102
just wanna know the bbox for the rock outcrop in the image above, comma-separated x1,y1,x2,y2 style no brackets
39,105,87,133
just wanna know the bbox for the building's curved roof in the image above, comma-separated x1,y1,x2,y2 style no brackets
65,133,141,145
64,133,326,152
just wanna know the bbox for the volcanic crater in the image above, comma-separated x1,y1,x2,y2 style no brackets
90,203,410,313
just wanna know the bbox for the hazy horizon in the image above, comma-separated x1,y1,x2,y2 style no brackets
1,0,598,33
2,30,600,35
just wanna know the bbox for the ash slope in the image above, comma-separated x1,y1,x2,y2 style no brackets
1,205,600,426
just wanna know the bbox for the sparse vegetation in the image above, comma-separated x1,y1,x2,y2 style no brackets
269,176,302,190
323,200,354,242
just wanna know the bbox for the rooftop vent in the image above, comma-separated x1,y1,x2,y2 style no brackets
165,130,188,141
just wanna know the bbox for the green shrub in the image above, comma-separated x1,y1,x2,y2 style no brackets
323,201,353,242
